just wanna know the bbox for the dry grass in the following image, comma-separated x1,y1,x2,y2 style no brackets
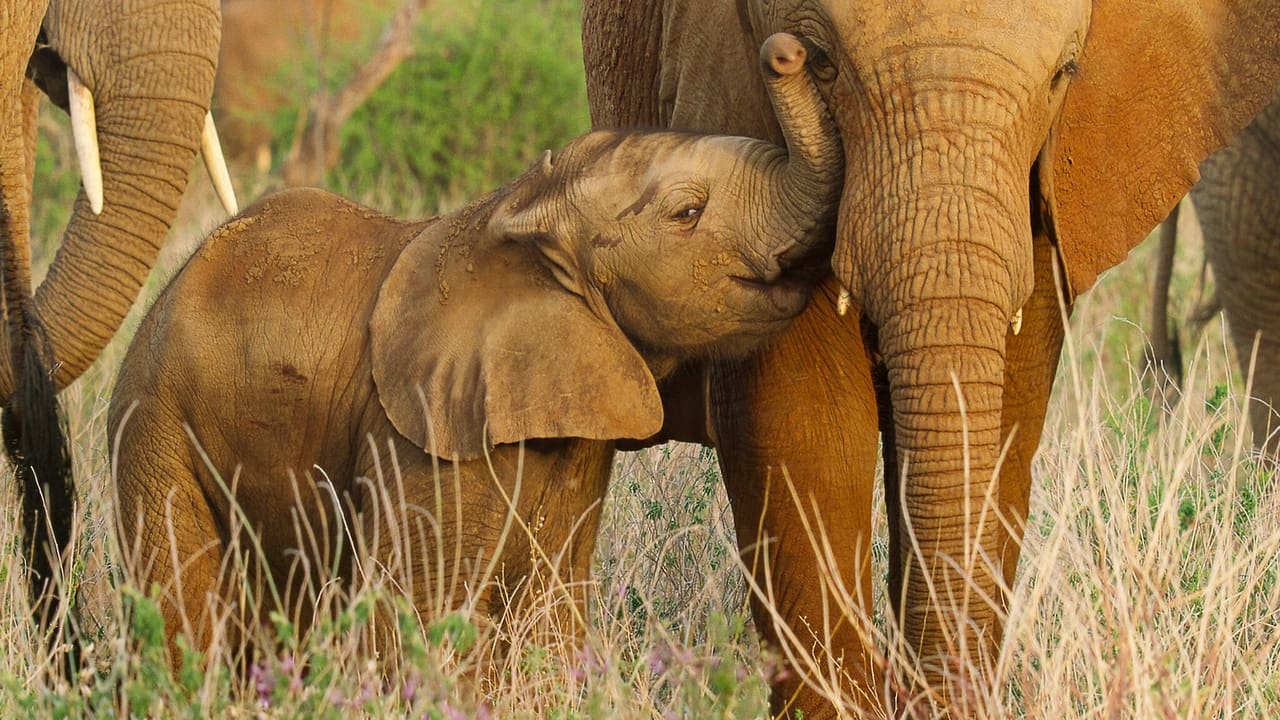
2,188,1278,719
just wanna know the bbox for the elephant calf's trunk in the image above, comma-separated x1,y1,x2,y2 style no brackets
758,33,843,262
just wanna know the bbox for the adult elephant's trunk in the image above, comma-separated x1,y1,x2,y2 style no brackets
879,287,1010,680
837,78,1035,688
9,0,222,394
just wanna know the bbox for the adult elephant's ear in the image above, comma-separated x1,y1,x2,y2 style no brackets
370,225,663,462
1039,0,1280,298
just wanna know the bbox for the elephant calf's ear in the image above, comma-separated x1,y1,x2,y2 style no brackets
370,235,663,461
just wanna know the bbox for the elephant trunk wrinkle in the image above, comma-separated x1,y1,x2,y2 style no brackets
843,176,1033,334
878,294,1010,685
833,85,1039,321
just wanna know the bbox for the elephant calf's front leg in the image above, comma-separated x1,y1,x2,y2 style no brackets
113,410,233,665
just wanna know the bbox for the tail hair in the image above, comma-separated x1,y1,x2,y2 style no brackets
1,310,74,631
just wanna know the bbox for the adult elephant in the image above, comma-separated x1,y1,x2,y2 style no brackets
216,0,395,170
583,1,1280,715
0,0,233,641
1150,91,1280,454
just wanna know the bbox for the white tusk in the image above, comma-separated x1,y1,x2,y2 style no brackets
1011,307,1024,336
68,69,103,215
201,112,239,215
837,286,852,316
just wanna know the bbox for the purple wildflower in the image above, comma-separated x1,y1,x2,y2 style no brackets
575,644,610,677
250,661,273,707
646,647,667,675
326,687,347,708
402,670,421,705
355,681,377,707
440,702,467,720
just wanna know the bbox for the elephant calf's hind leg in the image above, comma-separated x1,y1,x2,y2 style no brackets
113,413,230,665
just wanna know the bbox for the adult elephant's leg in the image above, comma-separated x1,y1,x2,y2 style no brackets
1216,243,1280,454
1196,113,1280,455
712,277,882,717
616,362,714,450
995,234,1068,591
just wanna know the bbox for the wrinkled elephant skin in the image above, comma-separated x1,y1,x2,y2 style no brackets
583,0,1280,714
108,46,845,665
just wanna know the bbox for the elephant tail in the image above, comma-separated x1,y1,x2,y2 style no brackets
0,202,77,656
1188,256,1223,332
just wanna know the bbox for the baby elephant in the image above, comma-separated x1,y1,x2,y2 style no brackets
109,33,840,661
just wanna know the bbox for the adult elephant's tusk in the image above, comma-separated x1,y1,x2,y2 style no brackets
837,285,852,316
201,113,239,215
1011,307,1024,336
68,69,104,215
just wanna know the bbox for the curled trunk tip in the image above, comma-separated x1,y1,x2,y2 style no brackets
760,33,807,78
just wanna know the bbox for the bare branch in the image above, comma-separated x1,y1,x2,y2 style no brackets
283,0,432,186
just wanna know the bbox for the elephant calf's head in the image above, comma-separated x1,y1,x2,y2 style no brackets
373,34,841,459
490,32,842,366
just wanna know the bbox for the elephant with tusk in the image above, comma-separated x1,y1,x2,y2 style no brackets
64,69,237,217
0,0,236,645
107,34,842,665
584,0,1280,715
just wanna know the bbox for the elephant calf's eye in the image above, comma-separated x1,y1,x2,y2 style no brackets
672,205,704,227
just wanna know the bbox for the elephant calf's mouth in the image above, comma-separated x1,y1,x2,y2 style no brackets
730,267,816,313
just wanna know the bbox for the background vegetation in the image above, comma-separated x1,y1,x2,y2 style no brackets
327,0,589,211
10,0,1280,716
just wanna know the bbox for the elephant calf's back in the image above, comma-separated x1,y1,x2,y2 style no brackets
111,188,427,483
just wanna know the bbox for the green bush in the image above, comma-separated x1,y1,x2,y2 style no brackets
327,0,589,213
30,112,80,266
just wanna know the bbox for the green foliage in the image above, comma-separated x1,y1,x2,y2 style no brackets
326,0,590,213
426,612,478,654
613,612,771,720
30,112,80,265
1204,381,1233,453
0,586,236,718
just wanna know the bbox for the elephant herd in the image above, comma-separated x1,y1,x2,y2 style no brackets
5,1,1280,718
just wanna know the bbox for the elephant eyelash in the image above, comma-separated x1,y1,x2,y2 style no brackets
801,41,838,83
